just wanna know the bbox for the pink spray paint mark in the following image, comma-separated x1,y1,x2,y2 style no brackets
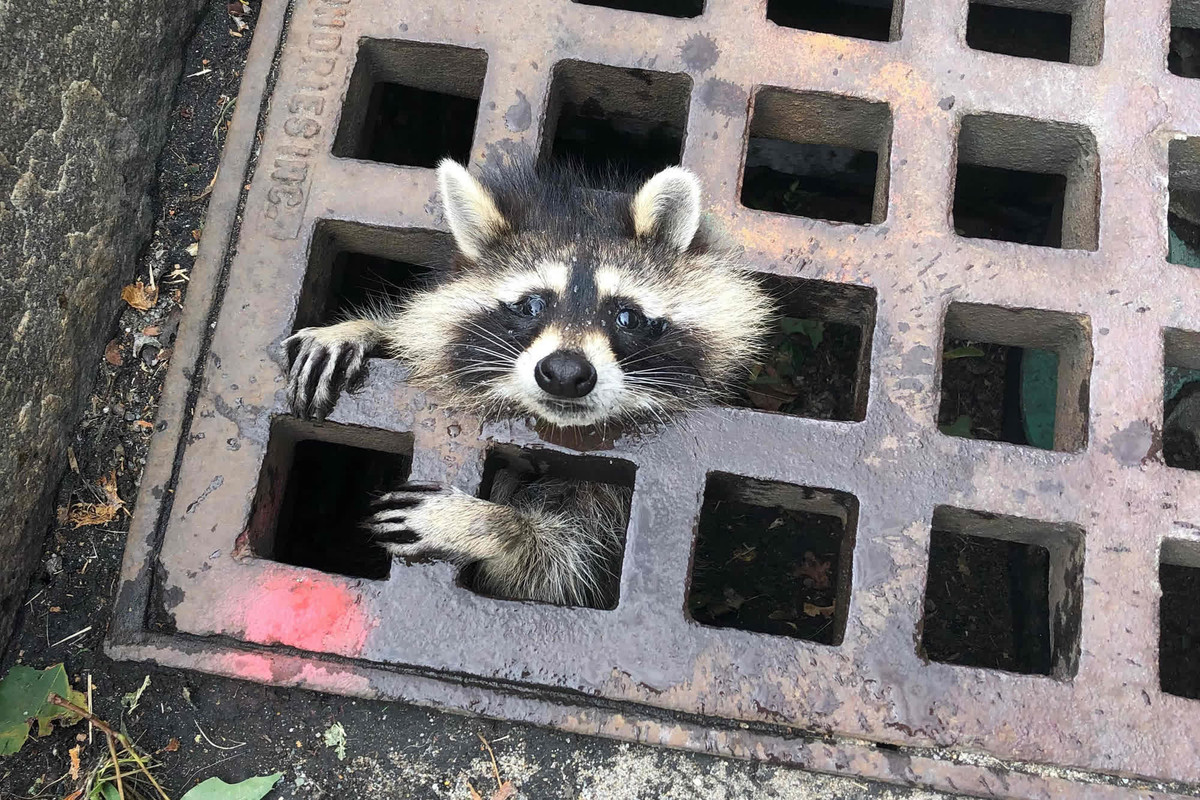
241,571,374,656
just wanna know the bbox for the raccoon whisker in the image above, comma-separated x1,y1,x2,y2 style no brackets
457,345,518,365
450,319,524,357
623,368,707,384
625,375,721,395
445,369,508,381
628,370,741,395
617,351,680,369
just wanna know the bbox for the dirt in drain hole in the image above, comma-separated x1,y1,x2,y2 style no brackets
689,501,846,644
734,318,862,421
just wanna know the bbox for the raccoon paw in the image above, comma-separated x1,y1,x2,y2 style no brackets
284,327,369,420
362,482,492,561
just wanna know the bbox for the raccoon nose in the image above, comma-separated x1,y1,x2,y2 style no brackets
535,351,597,398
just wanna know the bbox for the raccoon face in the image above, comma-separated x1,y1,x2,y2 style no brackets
387,160,774,427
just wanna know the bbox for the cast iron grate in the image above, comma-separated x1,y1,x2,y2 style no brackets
741,88,891,225
542,59,691,184
111,0,1200,796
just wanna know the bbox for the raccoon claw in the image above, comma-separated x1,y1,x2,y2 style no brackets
284,328,369,420
362,483,462,559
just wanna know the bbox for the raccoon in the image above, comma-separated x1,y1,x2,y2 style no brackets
285,158,775,607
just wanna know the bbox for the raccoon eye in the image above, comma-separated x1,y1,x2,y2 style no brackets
509,294,546,317
615,308,645,330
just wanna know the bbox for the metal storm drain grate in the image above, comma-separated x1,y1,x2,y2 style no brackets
111,0,1200,796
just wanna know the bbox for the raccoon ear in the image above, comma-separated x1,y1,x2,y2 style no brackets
632,166,702,251
437,159,509,261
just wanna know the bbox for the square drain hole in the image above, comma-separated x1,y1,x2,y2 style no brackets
741,88,891,225
966,1,1103,65
572,0,704,17
542,60,691,185
1168,138,1200,268
1171,2,1200,77
920,506,1084,677
245,418,414,580
332,39,487,168
688,473,858,645
954,113,1099,250
1163,328,1200,470
733,277,876,422
1160,539,1200,699
766,0,901,42
938,303,1091,452
460,445,636,610
295,221,454,346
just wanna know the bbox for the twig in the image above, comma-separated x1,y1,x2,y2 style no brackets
47,694,172,800
51,625,92,648
477,733,502,791
107,732,126,800
87,673,94,746
194,718,246,750
179,752,244,789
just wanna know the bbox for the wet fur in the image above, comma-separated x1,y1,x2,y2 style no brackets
286,159,774,607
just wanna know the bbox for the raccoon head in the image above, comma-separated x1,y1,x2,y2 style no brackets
385,159,775,427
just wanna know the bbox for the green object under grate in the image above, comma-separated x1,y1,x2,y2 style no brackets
1020,349,1058,450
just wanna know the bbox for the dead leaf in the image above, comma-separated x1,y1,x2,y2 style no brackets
67,471,127,528
491,782,517,800
68,743,81,779
742,385,790,413
135,420,155,430
121,281,158,311
186,242,200,257
103,339,123,366
63,791,83,800
192,166,219,201
99,471,125,510
56,506,70,525
468,783,484,800
162,736,180,752
143,325,161,336
66,503,119,529
803,602,835,618
795,551,832,590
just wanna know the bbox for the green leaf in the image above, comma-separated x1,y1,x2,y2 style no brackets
99,783,121,800
780,318,825,349
180,773,284,800
943,345,985,360
939,414,973,438
0,664,82,756
122,675,151,714
323,722,347,761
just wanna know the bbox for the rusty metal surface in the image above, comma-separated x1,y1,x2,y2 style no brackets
109,0,1200,796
